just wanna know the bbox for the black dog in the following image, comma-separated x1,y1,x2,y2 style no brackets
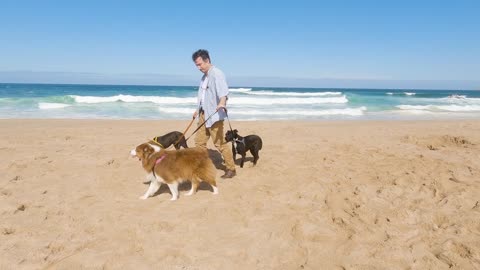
225,129,263,168
151,131,188,150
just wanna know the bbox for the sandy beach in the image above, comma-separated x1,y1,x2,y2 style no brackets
1,119,479,269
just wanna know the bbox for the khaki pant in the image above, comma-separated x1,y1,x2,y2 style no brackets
194,112,235,171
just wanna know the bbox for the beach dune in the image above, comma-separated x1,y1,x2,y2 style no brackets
1,119,479,269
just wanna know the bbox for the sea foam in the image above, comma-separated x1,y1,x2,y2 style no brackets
230,96,348,105
158,106,366,117
70,94,348,105
397,104,480,112
70,95,197,104
229,88,252,92
38,102,71,109
240,91,342,97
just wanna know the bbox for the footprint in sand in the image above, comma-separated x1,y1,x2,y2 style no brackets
428,145,439,151
2,227,15,235
14,204,26,214
1,189,12,196
403,135,475,150
441,135,474,147
10,175,21,182
435,240,474,268
472,201,479,210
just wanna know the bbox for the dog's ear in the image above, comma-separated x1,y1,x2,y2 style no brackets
234,129,238,133
142,143,153,153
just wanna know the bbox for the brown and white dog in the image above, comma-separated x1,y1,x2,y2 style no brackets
130,143,218,200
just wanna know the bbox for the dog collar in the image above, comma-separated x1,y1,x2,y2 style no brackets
155,154,167,165
151,138,165,148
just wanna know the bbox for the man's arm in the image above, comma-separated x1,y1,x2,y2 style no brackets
216,96,228,111
214,69,229,112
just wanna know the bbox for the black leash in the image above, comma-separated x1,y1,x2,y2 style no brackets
225,110,235,136
224,110,239,143
185,110,218,141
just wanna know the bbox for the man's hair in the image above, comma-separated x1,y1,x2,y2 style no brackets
192,49,210,62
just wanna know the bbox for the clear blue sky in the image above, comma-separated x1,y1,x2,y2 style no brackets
1,0,479,89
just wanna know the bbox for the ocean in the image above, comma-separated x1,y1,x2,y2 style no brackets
1,83,479,121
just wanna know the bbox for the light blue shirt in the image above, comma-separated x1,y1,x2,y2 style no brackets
197,66,229,128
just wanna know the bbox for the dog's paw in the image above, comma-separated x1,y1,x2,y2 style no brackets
139,195,149,200
170,196,178,201
185,192,194,196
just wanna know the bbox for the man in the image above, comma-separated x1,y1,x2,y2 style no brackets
192,49,236,178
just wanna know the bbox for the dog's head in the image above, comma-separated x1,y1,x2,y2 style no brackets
130,143,156,161
225,129,239,142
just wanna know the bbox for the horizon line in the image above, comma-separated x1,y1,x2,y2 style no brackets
0,70,479,90
1,81,478,92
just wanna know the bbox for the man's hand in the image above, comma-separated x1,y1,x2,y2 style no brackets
216,104,227,112
192,110,198,119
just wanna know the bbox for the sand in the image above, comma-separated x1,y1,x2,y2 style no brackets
1,119,479,269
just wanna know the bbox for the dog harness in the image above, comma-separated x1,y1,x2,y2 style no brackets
155,154,167,165
235,138,245,146
152,154,167,178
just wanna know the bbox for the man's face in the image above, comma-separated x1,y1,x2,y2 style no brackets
194,57,211,74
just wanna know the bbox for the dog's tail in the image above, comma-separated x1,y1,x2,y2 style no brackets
256,137,263,150
195,152,217,187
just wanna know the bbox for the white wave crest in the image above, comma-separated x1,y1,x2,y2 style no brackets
158,107,195,114
70,94,348,105
440,96,480,104
240,90,342,97
159,106,366,116
229,88,252,92
386,92,393,95
447,94,467,99
397,104,480,112
233,107,366,116
38,102,71,109
230,96,348,105
404,92,416,96
70,95,196,104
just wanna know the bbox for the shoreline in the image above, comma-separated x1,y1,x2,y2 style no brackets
1,119,479,269
1,117,478,122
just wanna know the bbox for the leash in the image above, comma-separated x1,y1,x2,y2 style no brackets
224,110,235,139
185,110,218,141
151,116,197,150
173,116,196,147
224,110,237,149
